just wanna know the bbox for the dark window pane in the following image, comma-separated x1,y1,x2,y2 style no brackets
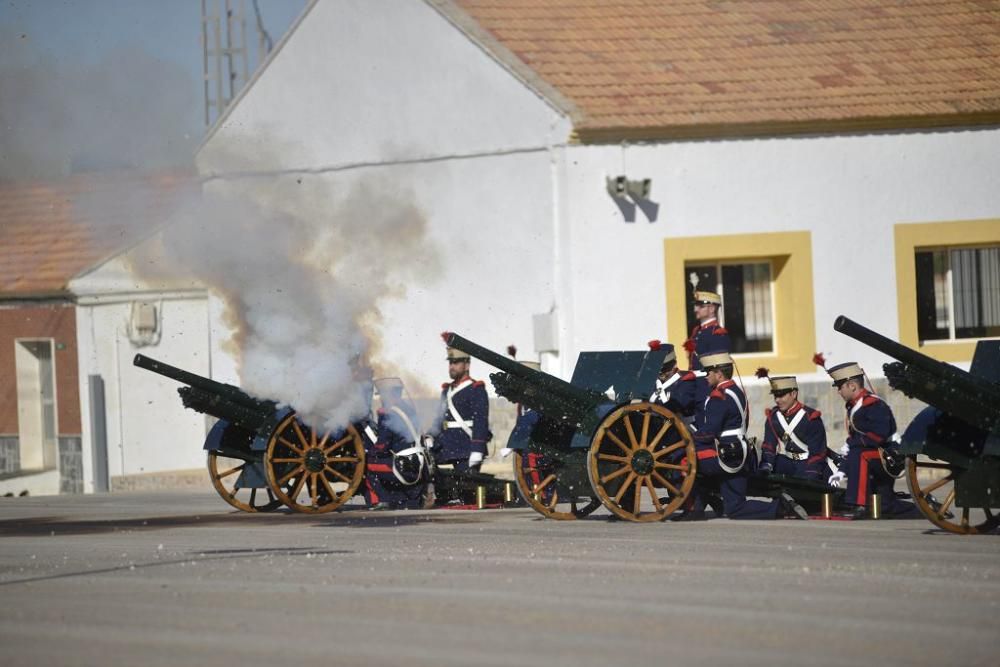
915,251,946,341
954,247,1000,339
721,264,773,353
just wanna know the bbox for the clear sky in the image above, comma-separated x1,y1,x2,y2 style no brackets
0,0,308,181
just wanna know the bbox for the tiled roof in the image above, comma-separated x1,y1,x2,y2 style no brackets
0,171,196,298
447,0,1000,141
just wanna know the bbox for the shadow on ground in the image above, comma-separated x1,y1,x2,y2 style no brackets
0,506,507,537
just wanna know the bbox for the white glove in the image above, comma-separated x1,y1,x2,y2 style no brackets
499,447,513,459
828,470,846,488
840,441,850,457
422,435,435,449
468,452,484,467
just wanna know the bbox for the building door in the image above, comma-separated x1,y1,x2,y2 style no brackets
15,339,58,471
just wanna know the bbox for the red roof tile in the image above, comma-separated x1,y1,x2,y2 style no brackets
447,0,1000,140
0,170,197,297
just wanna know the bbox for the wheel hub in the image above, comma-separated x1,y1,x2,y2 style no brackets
630,449,654,475
304,448,326,473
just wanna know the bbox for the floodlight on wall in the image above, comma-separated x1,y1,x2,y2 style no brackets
626,178,652,200
606,175,627,199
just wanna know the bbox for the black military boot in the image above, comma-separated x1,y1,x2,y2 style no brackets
843,504,867,520
779,493,809,520
706,493,725,517
670,509,707,522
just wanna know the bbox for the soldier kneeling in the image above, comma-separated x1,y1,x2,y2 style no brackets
673,352,807,521
759,372,828,481
362,382,429,510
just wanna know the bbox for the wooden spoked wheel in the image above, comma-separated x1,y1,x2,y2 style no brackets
208,451,283,512
587,402,696,522
513,451,601,520
906,456,999,535
264,414,365,513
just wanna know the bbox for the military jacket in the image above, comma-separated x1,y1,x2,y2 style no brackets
694,379,748,448
686,318,731,370
369,405,421,463
434,375,490,462
762,402,827,471
844,389,897,450
649,370,704,416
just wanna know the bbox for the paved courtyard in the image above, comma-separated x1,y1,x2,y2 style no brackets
1,489,998,667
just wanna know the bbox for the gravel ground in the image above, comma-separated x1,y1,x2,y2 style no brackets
1,489,998,667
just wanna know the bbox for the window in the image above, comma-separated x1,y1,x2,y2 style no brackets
895,220,1000,362
15,339,58,471
664,231,816,373
916,246,1000,341
684,261,774,353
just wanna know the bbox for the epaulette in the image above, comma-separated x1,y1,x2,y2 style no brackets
709,389,726,400
765,407,773,418
712,327,729,335
807,408,822,420
861,395,880,407
680,371,697,381
441,382,450,389
472,379,486,387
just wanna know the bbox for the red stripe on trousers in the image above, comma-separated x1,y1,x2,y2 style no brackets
527,453,541,487
857,449,881,505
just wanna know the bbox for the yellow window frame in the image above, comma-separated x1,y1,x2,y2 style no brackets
894,218,1000,363
664,231,816,374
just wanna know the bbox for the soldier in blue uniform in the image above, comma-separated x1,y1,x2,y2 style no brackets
431,346,490,472
361,381,428,510
684,291,731,371
828,362,915,518
759,374,827,480
673,352,806,521
648,342,703,418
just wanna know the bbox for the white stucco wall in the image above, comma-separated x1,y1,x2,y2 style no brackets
559,128,1000,381
200,147,559,399
197,0,572,396
71,257,224,487
198,0,570,175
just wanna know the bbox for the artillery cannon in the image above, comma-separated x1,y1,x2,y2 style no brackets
134,355,512,513
135,353,366,513
443,332,697,522
833,316,1000,534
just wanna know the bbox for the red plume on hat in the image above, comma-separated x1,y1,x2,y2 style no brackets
440,331,451,343
755,367,770,379
812,352,828,369
507,344,517,359
648,339,662,350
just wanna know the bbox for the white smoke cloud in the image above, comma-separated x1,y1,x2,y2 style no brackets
133,175,441,431
0,30,197,182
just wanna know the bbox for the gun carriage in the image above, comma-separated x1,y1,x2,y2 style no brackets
834,316,1000,534
444,332,698,522
134,354,511,513
134,354,367,513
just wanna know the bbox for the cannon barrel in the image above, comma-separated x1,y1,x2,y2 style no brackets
833,316,1000,433
134,354,262,410
133,354,280,434
833,316,966,382
443,332,605,420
